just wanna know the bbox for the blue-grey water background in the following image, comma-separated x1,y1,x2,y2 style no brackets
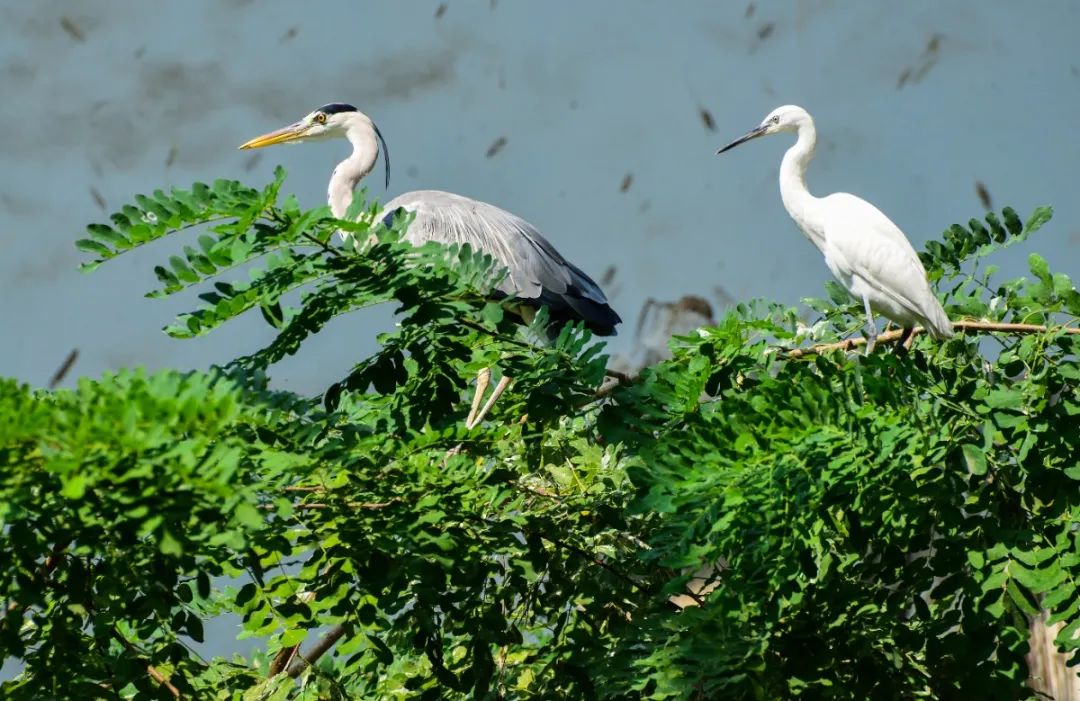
1,0,1078,666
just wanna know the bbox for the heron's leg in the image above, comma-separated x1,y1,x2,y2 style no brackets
862,296,878,355
467,375,512,430
465,368,491,428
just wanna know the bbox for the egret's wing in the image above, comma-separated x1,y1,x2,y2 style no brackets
821,193,938,318
379,190,621,334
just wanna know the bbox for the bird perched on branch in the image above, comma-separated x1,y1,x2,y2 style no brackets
239,103,620,426
717,105,953,352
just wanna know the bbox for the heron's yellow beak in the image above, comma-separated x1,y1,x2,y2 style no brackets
238,122,309,150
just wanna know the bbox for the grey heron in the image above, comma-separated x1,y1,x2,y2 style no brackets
239,103,621,427
717,105,953,353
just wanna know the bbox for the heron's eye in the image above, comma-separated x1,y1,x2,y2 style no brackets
313,113,327,125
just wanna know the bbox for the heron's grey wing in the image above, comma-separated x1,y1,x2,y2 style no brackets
380,190,621,335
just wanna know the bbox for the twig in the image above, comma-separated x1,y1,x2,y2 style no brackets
513,483,563,501
593,369,639,400
111,627,181,698
302,232,342,257
784,320,1080,360
287,624,349,678
261,499,401,512
457,318,534,348
538,533,651,594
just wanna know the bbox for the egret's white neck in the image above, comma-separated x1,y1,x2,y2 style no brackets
328,116,379,219
778,119,824,248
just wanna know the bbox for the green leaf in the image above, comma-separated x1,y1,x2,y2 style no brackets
233,501,263,529
279,628,307,648
169,255,199,284
75,239,113,257
961,444,987,475
159,529,182,556
1029,253,1051,284
985,388,1023,410
61,474,88,499
1023,205,1053,235
824,280,852,305
1003,207,1023,237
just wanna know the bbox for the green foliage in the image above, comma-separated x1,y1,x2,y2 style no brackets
1,172,1078,700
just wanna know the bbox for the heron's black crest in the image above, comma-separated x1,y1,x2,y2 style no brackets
373,122,391,190
317,103,358,115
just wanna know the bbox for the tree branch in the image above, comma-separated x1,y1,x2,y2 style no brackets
268,592,317,677
784,320,1080,359
589,321,1079,399
262,497,402,512
286,624,349,678
593,369,639,401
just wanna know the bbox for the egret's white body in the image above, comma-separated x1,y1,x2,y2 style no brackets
718,105,953,350
238,103,620,428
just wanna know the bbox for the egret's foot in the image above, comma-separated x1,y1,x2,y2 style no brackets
466,375,512,430
903,327,918,351
860,297,878,356
465,368,491,428
893,327,914,356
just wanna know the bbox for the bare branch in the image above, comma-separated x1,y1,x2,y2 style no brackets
593,369,639,400
262,498,402,512
784,320,1080,360
287,624,349,678
268,592,317,677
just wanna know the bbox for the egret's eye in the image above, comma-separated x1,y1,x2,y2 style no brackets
313,113,327,125
771,115,781,125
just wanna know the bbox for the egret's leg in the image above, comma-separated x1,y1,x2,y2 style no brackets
862,296,878,355
466,368,491,428
467,375,512,429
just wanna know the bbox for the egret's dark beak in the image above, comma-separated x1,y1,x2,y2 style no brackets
716,125,768,155
238,121,309,150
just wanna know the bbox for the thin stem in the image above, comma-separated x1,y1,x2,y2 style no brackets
538,533,651,595
303,231,342,257
260,497,402,512
110,627,181,699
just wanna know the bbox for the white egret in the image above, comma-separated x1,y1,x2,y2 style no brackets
239,103,621,426
717,105,953,352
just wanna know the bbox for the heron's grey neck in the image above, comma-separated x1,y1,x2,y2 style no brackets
779,120,824,249
328,119,379,219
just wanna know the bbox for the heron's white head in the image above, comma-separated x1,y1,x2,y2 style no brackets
238,103,390,188
716,104,813,154
238,103,365,148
